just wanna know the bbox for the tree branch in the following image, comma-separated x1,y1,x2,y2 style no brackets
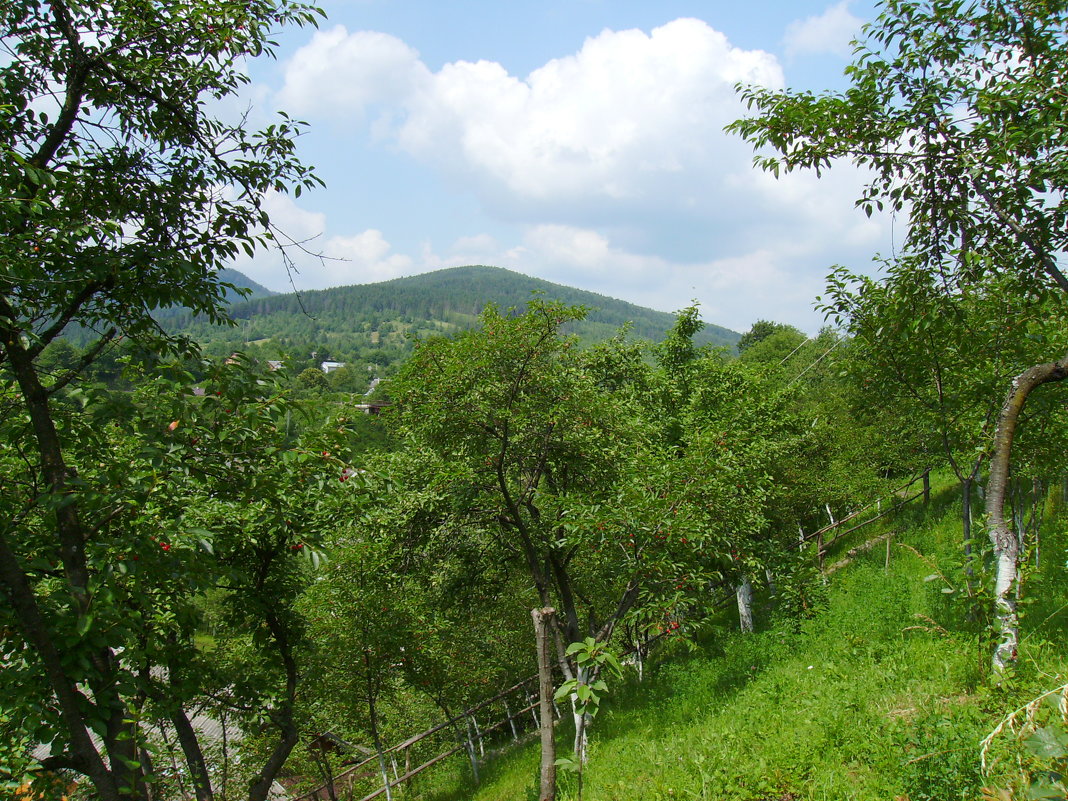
45,329,117,396
971,182,1068,294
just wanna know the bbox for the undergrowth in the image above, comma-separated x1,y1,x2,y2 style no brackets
412,481,1068,801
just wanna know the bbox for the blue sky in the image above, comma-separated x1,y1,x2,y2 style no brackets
234,0,891,334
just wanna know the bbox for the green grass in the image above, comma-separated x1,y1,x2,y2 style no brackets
406,481,1068,801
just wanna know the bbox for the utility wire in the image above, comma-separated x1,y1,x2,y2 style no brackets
787,336,846,387
775,336,812,368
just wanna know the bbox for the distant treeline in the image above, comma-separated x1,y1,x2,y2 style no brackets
215,266,738,348
141,266,740,380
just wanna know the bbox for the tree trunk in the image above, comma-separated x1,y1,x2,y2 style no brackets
532,607,557,801
364,651,394,801
0,342,126,801
736,576,754,633
170,706,215,801
962,475,975,591
310,745,337,801
570,664,591,764
248,611,300,801
985,357,1068,675
962,475,972,546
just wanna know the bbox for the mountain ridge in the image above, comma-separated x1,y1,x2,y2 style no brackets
224,265,741,349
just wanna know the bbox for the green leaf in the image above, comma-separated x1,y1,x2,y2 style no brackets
76,615,94,637
1025,726,1068,760
1026,779,1068,800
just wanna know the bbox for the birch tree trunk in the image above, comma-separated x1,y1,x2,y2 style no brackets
985,357,1068,675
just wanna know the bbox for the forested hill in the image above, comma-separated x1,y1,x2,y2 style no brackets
217,267,276,302
163,265,740,373
222,265,739,349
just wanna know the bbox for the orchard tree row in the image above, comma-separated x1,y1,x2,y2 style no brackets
5,1,1068,800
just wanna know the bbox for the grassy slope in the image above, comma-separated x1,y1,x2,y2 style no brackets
414,479,1068,801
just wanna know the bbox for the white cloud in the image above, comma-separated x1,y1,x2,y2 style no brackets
232,192,416,289
783,2,863,60
278,18,784,222
398,19,782,211
263,16,893,332
321,230,414,285
275,26,427,118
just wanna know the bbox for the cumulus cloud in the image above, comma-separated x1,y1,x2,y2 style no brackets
783,2,863,59
261,16,892,332
499,221,878,332
322,230,414,285
278,18,783,225
275,26,427,118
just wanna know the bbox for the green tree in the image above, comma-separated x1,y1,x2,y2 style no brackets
737,320,802,354
823,265,1068,581
729,0,1068,673
327,364,367,394
388,302,699,763
1,358,357,801
659,314,857,634
298,366,331,393
0,1,327,798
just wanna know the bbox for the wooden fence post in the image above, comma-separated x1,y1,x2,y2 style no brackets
504,698,519,741
471,714,485,758
532,607,557,801
463,715,480,785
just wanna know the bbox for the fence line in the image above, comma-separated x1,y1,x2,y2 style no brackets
292,469,931,801
292,672,552,801
800,469,929,569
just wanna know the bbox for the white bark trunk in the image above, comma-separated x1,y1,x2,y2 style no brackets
736,576,754,634
463,715,480,784
984,359,1068,675
992,535,1019,673
504,698,519,741
376,752,394,801
571,664,591,764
